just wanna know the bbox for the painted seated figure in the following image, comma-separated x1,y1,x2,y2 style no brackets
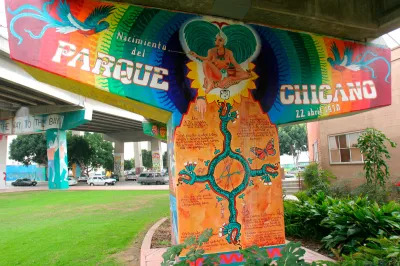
190,32,252,93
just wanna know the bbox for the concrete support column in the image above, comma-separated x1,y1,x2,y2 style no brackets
134,142,143,174
46,129,69,189
146,141,151,151
151,139,163,172
114,140,124,179
0,135,7,189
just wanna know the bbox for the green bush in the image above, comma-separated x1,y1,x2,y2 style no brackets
341,235,400,266
284,191,337,240
351,183,390,204
328,180,352,198
321,199,400,254
284,192,400,256
301,163,335,196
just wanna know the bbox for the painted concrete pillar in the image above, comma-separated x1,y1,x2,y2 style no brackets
114,140,124,179
151,139,163,172
133,142,143,174
46,129,69,189
0,135,7,189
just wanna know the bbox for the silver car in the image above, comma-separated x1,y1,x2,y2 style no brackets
138,172,169,185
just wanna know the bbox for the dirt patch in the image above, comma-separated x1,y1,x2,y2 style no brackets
110,230,146,265
151,218,172,248
286,236,334,259
150,219,334,259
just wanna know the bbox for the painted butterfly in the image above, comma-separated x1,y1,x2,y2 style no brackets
250,139,276,160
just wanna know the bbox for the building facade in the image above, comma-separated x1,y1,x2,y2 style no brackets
307,47,400,185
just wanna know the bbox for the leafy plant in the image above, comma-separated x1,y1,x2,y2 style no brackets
161,228,219,266
357,128,397,187
284,191,337,239
341,235,400,266
321,199,400,254
301,163,335,196
354,235,400,265
162,230,329,265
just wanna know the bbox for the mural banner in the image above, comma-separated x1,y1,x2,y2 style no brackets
142,121,167,141
5,0,391,125
5,0,392,260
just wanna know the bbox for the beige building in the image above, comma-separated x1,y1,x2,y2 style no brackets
307,47,400,186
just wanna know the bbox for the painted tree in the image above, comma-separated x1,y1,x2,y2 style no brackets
278,124,308,167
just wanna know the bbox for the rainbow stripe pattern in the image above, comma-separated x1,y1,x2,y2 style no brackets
5,0,391,125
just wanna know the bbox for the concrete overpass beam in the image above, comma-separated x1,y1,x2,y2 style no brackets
46,129,69,190
151,139,163,172
0,135,7,189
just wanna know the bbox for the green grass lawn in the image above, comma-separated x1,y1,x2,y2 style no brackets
0,190,170,265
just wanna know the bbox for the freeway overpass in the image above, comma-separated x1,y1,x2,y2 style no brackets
0,31,164,189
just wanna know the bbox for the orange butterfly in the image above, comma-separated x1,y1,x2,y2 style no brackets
250,139,276,160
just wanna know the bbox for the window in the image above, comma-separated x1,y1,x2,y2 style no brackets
312,141,319,162
328,131,364,164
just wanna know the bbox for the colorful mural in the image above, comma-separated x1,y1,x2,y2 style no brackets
5,0,392,259
5,0,391,126
5,165,47,181
113,153,124,176
142,121,167,141
46,129,69,189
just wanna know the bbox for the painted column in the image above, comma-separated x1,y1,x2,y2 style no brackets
0,135,7,189
151,139,163,172
133,142,143,175
46,129,69,189
114,140,124,179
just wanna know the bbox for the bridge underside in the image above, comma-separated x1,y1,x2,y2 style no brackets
114,0,400,41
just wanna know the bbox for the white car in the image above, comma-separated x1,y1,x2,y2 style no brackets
67,177,78,186
87,176,116,186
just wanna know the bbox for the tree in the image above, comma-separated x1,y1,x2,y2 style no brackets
357,128,397,187
142,149,152,169
9,134,47,165
9,132,114,175
67,132,92,169
83,133,114,174
278,124,308,167
124,159,134,170
163,151,168,170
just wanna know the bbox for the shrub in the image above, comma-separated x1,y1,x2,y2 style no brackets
301,163,335,196
342,235,400,266
351,182,390,204
357,128,397,188
328,180,352,199
321,199,400,254
284,191,337,240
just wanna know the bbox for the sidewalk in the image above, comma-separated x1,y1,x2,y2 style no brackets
0,182,168,193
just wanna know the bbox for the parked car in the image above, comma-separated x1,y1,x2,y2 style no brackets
138,172,168,185
87,176,116,186
67,177,78,186
11,178,37,186
110,174,120,181
78,175,88,182
125,174,137,181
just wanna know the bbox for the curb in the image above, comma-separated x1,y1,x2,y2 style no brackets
140,217,168,266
